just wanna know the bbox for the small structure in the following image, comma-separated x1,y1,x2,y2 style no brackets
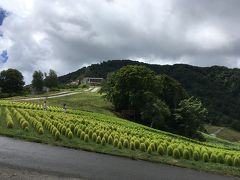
81,77,104,85
69,80,80,85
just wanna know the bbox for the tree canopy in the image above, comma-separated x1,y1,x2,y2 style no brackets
102,65,207,139
0,68,25,95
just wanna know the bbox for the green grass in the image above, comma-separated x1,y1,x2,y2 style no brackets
23,91,115,116
0,103,239,178
205,125,240,143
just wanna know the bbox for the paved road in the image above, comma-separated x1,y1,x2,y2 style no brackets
0,136,238,180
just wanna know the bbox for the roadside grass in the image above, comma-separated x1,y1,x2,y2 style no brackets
25,92,115,116
0,107,239,178
205,125,240,143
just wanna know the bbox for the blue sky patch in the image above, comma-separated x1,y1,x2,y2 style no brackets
0,50,8,63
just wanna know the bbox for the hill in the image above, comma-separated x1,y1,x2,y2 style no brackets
58,60,240,131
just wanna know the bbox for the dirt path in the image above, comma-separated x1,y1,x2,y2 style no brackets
211,128,224,136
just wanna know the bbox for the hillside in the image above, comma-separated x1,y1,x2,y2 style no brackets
58,60,240,130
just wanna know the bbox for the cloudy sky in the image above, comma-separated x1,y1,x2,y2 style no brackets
0,0,240,83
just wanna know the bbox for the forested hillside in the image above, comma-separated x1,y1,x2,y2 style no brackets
59,60,240,130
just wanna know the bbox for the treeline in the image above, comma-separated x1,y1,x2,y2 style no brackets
58,60,240,131
101,65,207,139
0,69,59,97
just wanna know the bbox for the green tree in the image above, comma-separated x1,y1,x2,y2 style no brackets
140,91,170,129
173,97,208,138
32,70,44,92
0,68,25,95
44,69,58,89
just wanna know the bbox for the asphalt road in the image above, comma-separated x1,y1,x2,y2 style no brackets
0,136,238,180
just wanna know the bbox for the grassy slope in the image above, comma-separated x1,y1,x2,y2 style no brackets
0,106,239,177
21,90,115,116
205,125,240,143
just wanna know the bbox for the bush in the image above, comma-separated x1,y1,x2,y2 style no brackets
193,151,199,161
167,146,173,156
38,128,44,134
123,139,129,148
80,132,85,140
130,142,135,150
88,130,93,139
150,143,155,152
217,153,224,164
55,131,60,140
140,143,146,152
233,157,240,167
67,131,73,139
101,137,106,146
147,146,152,154
118,141,122,149
84,134,89,142
113,139,119,147
210,153,217,163
183,150,190,160
203,153,209,162
225,155,233,166
157,145,165,156
92,133,97,141
96,136,101,144
135,140,140,149
108,136,113,145
173,149,180,159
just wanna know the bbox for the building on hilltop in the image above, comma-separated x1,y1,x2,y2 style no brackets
81,77,104,85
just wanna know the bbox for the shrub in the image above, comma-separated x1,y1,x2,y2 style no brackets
135,140,140,149
217,153,224,164
225,155,233,166
55,131,60,140
140,143,146,152
157,145,165,156
118,141,122,149
24,127,29,132
38,128,44,134
173,149,180,159
123,139,129,148
183,150,190,160
92,133,97,141
233,157,240,167
203,153,209,162
80,132,85,140
77,129,82,137
193,151,199,161
150,143,155,152
210,153,217,163
67,131,73,139
147,146,152,154
101,137,106,146
130,142,135,150
113,139,119,147
108,136,113,145
96,136,101,144
88,130,93,139
167,146,173,156
84,134,89,142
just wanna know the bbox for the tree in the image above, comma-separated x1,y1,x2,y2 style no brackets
32,70,44,92
44,69,58,89
140,91,170,129
173,97,208,139
0,68,25,95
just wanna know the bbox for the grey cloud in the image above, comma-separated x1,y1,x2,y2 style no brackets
0,0,240,83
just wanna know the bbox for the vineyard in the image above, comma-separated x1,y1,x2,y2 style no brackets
0,100,240,172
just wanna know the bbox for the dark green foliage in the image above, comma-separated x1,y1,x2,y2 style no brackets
225,155,233,166
210,153,217,163
183,150,190,160
84,134,89,142
157,145,165,156
101,137,106,146
217,153,224,164
193,151,199,161
130,142,135,150
134,140,140,149
173,148,180,159
44,69,58,89
203,153,209,162
0,68,25,96
96,136,101,144
140,143,146,152
32,70,44,92
147,146,152,154
167,146,173,156
59,60,240,131
113,139,119,147
118,141,122,149
233,157,240,167
123,139,129,148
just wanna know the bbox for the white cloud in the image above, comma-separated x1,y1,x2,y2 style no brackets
0,0,240,83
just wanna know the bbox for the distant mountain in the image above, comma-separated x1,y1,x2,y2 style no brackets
59,60,240,130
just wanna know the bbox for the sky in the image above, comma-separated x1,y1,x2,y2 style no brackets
0,0,240,84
